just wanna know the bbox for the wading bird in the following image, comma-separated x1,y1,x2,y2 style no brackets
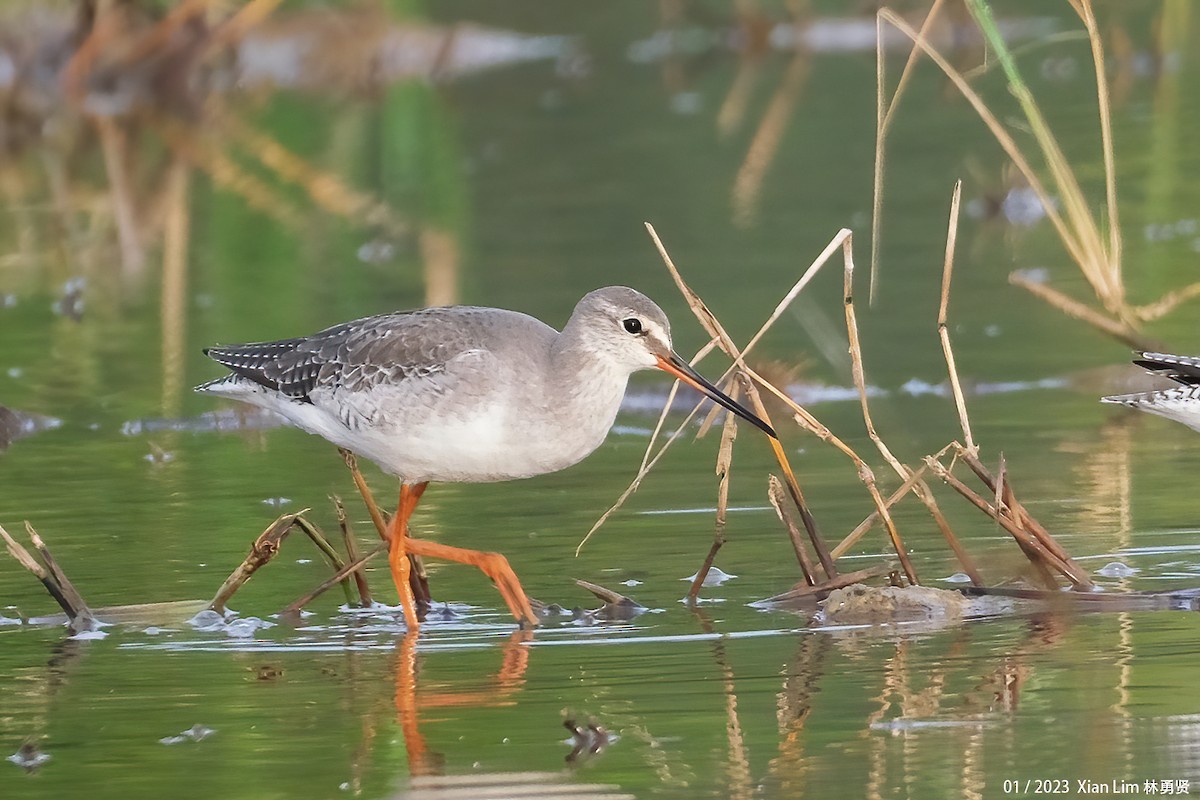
198,287,775,629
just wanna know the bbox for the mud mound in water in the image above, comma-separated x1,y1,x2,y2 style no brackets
819,584,967,625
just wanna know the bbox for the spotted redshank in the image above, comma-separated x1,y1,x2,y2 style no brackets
197,286,775,629
1102,351,1200,432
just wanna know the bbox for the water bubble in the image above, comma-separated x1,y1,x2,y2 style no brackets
7,743,50,770
189,609,227,632
681,567,736,586
160,724,216,745
1096,561,1138,578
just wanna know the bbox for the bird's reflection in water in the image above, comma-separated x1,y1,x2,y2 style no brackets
389,630,633,798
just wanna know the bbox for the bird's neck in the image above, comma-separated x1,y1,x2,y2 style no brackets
548,328,631,430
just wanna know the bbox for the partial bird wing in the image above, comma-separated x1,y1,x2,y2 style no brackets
1131,351,1200,386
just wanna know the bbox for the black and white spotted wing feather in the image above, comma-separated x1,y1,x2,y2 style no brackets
1131,351,1200,386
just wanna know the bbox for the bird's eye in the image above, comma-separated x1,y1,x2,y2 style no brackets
622,317,643,335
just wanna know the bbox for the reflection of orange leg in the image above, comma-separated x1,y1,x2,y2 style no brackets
393,631,440,776
406,538,537,627
417,629,532,709
388,482,428,631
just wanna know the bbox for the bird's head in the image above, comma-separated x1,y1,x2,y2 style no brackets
568,286,776,438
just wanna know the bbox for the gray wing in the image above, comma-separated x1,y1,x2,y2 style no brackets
203,309,487,412
1132,351,1200,386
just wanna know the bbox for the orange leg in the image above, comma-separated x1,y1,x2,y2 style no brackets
406,538,538,628
387,482,428,630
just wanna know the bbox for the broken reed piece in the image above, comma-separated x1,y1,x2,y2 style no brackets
956,448,1093,589
334,495,373,606
765,563,894,604
688,400,739,600
281,542,387,615
924,456,1090,590
0,522,97,631
208,512,299,614
983,454,1061,589
767,475,817,585
26,523,97,627
1001,479,1061,591
573,578,643,620
292,515,358,607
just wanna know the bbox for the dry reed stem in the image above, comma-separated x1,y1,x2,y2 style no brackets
753,390,837,579
341,449,389,539
204,0,285,54
1067,0,1121,282
1007,272,1157,350
226,117,409,238
95,117,144,274
334,495,373,606
576,399,709,556
937,180,975,452
733,359,942,570
623,229,847,518
840,232,920,585
156,117,309,230
579,226,845,554
688,397,740,600
731,52,810,227
876,184,986,584
876,9,1087,284
638,376,687,474
208,512,299,614
963,0,1117,307
924,457,1060,589
767,475,817,585
1131,283,1200,322
993,454,1007,532
871,0,949,302
645,222,839,577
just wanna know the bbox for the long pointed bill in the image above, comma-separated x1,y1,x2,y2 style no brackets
655,353,777,439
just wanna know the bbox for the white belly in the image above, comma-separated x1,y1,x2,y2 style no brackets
271,393,615,483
